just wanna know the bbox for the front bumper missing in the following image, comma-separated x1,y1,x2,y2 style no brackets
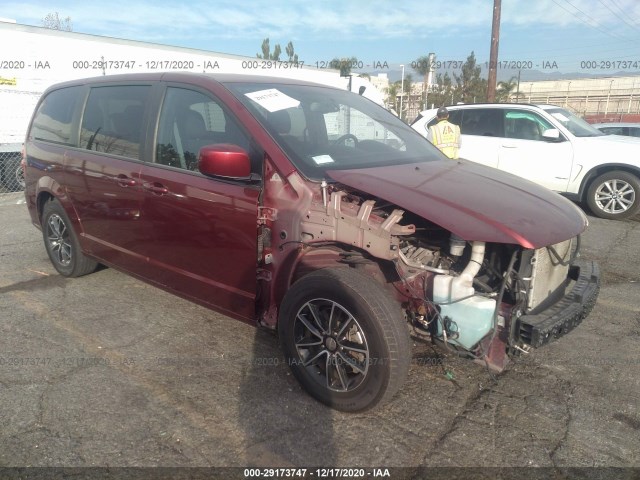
518,259,600,348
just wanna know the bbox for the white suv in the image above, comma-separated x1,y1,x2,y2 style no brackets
412,104,640,220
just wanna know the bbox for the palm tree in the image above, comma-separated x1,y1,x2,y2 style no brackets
496,76,519,103
385,81,401,115
413,55,431,108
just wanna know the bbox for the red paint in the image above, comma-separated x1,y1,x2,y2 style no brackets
328,160,588,249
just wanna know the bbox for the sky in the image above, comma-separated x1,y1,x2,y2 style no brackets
2,0,640,79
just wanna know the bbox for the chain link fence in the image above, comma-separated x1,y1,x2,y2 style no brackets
0,88,41,196
0,145,25,194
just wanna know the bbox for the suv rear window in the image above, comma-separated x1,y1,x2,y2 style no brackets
30,86,82,146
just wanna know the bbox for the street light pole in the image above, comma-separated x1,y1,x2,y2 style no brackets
399,64,405,122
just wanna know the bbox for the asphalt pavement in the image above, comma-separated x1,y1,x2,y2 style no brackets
0,194,638,476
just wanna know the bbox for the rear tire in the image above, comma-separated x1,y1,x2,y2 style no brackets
42,199,99,277
279,267,410,412
586,171,640,220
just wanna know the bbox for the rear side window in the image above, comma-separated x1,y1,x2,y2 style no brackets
80,85,151,160
426,110,463,130
630,127,640,137
599,126,625,136
30,86,82,145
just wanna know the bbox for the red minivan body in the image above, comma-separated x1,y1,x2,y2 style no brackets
24,73,600,412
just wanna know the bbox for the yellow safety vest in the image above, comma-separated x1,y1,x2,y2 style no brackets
429,120,461,159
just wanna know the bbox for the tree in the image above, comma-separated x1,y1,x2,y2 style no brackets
402,73,413,94
285,41,298,63
428,72,457,108
385,81,401,113
41,12,72,31
413,55,431,106
330,57,359,77
257,38,282,61
453,51,487,103
496,76,519,103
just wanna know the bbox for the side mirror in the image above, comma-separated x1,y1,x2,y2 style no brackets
542,128,562,141
198,144,251,179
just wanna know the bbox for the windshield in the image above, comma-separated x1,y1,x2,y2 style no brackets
224,82,443,180
545,107,604,138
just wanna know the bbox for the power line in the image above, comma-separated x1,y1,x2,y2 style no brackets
550,0,636,43
597,0,640,32
608,0,640,26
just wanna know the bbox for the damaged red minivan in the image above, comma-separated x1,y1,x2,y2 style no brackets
24,73,600,412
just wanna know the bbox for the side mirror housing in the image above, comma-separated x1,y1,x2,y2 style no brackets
542,128,562,141
198,144,251,179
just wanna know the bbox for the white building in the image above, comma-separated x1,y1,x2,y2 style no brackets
513,76,640,120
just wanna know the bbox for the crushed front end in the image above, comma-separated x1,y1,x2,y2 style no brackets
394,224,601,370
290,182,600,372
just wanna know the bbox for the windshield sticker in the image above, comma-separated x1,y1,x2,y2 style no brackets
244,88,300,112
551,112,569,122
312,155,335,165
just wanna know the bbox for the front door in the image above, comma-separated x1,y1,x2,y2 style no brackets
137,86,261,321
498,109,573,192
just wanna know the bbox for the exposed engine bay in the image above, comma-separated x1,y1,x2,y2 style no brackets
297,184,577,370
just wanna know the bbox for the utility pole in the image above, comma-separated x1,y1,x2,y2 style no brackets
399,64,405,121
487,0,501,102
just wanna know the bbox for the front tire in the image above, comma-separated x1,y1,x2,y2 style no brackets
279,267,410,412
586,171,640,220
42,199,99,277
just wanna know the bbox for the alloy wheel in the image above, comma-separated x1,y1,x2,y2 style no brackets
46,214,72,266
594,179,636,215
293,298,370,392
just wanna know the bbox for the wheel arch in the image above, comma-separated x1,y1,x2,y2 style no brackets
269,243,401,330
34,176,81,221
578,164,640,202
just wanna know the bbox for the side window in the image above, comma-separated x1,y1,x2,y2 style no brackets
600,126,624,136
426,110,461,130
629,127,640,137
504,110,554,141
156,87,256,172
448,110,463,127
30,86,82,145
324,106,404,149
80,85,151,160
459,108,503,137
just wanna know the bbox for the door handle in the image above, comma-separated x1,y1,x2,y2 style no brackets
116,174,137,187
501,144,518,148
143,182,169,195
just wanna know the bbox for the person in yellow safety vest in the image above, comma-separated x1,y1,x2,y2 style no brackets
427,106,461,159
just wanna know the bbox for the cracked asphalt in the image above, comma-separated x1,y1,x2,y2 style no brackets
0,193,639,472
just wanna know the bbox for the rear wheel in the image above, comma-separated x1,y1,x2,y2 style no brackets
279,267,410,412
586,171,640,220
42,199,99,277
